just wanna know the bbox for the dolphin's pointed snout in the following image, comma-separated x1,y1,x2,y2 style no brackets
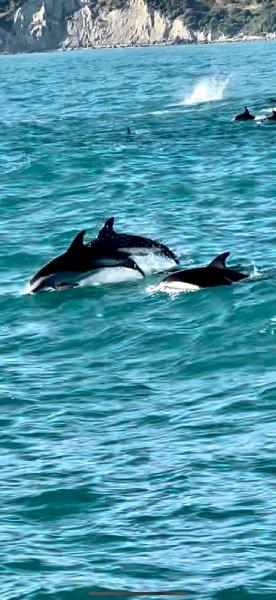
27,273,56,294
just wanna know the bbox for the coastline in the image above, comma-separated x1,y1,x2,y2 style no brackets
0,32,276,56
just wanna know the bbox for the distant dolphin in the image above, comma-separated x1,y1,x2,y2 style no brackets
234,106,255,121
157,252,248,292
26,230,144,294
90,217,179,266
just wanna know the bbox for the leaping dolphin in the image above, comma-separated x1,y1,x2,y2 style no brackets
157,252,248,292
90,217,179,266
26,230,145,294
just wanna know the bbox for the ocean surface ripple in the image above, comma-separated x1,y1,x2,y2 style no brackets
1,42,276,600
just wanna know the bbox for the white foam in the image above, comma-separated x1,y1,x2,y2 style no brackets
22,282,33,296
148,280,200,295
181,77,229,106
249,263,263,279
133,253,177,275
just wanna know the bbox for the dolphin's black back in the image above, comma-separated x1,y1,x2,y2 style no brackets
92,217,179,263
234,107,255,121
164,267,247,287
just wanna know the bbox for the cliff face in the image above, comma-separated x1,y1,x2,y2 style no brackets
0,0,275,53
62,0,199,49
0,0,200,52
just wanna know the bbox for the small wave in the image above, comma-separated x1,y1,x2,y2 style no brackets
181,76,229,106
249,263,264,279
147,281,199,296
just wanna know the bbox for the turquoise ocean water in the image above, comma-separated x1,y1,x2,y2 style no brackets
1,41,276,600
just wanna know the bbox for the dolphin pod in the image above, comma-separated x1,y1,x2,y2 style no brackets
26,218,251,295
26,218,178,294
233,106,276,122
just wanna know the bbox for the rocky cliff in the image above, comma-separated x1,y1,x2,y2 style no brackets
0,0,275,53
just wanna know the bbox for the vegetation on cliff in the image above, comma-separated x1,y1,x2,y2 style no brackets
144,0,276,36
0,0,22,24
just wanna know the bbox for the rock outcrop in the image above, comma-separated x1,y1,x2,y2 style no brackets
6,0,85,52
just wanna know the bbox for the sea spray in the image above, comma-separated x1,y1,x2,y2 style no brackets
182,76,229,105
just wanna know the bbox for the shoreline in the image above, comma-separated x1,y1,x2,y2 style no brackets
0,32,275,56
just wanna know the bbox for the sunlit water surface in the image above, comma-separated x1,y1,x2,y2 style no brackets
1,41,276,600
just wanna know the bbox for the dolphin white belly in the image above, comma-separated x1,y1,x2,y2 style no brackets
80,266,142,286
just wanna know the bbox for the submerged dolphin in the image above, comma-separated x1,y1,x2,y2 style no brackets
90,217,179,265
26,230,145,294
158,252,248,292
234,106,255,121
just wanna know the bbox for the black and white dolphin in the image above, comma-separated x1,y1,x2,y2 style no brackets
25,230,145,294
89,217,179,273
157,252,248,292
234,106,255,121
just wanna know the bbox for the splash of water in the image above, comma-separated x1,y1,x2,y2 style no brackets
182,76,229,106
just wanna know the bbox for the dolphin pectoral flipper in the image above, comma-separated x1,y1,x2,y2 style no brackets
124,257,145,278
221,276,233,285
117,251,145,277
208,252,230,269
89,250,145,278
55,282,79,290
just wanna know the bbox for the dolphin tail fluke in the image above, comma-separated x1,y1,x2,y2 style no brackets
209,252,230,269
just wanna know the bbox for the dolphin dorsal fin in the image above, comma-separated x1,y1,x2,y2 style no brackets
98,217,115,240
103,217,115,233
208,252,230,269
67,230,86,253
